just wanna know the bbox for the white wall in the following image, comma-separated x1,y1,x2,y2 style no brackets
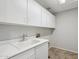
50,8,78,53
0,24,52,41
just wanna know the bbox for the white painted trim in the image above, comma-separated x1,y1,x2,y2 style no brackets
49,46,78,53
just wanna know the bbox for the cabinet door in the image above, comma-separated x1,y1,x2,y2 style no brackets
0,0,7,22
28,0,42,26
41,7,47,27
10,48,35,59
46,12,55,28
52,15,55,28
6,0,27,24
35,43,48,59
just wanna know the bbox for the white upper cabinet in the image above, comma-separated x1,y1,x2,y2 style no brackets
41,7,47,27
28,0,42,26
0,0,7,21
6,0,28,24
51,14,55,28
41,7,55,28
0,0,55,28
46,11,55,28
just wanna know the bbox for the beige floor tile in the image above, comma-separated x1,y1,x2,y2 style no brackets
48,47,78,59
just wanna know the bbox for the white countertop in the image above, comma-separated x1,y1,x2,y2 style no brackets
0,38,48,59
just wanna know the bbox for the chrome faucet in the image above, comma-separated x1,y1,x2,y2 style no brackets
20,33,40,42
20,33,28,41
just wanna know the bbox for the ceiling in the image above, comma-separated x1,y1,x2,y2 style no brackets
35,0,78,14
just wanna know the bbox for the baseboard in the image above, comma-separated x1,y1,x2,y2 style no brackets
49,46,78,54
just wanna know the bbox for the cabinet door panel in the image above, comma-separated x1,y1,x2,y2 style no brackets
47,12,52,27
52,15,55,28
47,12,55,28
10,48,35,59
28,53,35,59
36,43,48,59
28,0,42,26
41,8,47,27
0,0,7,21
6,0,27,24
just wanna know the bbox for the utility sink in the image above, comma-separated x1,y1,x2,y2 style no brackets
10,38,40,49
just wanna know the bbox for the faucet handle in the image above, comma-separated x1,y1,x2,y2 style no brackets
36,33,40,38
23,33,28,37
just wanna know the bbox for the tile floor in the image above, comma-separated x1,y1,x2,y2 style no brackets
48,47,78,59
